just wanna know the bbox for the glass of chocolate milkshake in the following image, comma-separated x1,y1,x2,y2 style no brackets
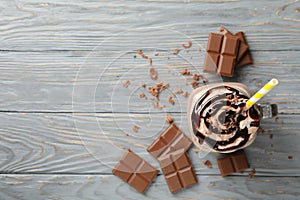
187,82,277,153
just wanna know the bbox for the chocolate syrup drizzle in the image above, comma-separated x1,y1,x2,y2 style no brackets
191,86,260,152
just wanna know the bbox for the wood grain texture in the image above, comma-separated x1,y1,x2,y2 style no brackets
1,0,300,199
0,50,299,113
0,174,299,200
0,0,300,51
0,113,299,175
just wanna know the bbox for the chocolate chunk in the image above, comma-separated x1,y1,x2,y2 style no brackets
147,123,192,160
158,149,198,193
217,150,249,177
219,27,249,65
112,149,159,194
231,151,249,172
204,33,239,77
234,32,253,67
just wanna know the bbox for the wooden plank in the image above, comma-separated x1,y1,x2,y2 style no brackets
0,0,300,51
0,174,299,200
0,50,299,113
0,113,299,175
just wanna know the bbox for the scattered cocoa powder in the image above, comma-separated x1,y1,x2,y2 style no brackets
182,41,192,49
204,160,212,168
165,115,174,124
123,80,130,88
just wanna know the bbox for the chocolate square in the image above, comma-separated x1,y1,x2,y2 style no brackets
112,149,159,194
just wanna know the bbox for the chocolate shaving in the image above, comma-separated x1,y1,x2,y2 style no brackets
165,115,174,124
168,96,175,105
191,81,199,88
180,68,192,76
147,82,169,101
182,41,192,49
269,134,273,140
139,93,146,98
137,49,148,59
204,160,212,168
123,80,130,88
132,125,139,132
172,48,180,55
182,91,189,97
248,168,256,178
149,68,158,80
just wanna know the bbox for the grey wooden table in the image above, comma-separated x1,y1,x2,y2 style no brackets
1,0,300,199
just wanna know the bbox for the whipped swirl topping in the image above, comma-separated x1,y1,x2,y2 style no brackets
191,86,260,152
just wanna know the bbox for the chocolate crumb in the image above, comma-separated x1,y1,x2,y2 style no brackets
139,93,146,98
149,68,158,80
259,128,265,135
248,168,256,178
154,53,159,56
191,81,199,88
133,55,137,59
165,115,174,124
168,96,175,105
125,133,129,136
274,116,279,121
182,91,189,97
204,160,212,168
149,58,153,67
193,74,200,81
269,134,273,140
172,49,180,55
141,83,146,88
180,68,192,76
149,97,155,101
182,41,192,49
123,80,130,88
132,125,139,133
288,156,293,160
137,49,148,59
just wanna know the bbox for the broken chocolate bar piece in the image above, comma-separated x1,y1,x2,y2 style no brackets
219,27,249,65
204,32,239,77
158,149,198,193
147,123,192,160
234,32,253,67
217,150,249,177
112,149,159,194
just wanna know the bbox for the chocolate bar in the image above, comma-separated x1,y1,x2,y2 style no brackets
147,123,192,160
203,32,239,77
158,149,198,193
217,150,249,177
112,149,159,194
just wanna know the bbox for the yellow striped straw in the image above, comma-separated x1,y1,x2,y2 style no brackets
245,78,279,109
